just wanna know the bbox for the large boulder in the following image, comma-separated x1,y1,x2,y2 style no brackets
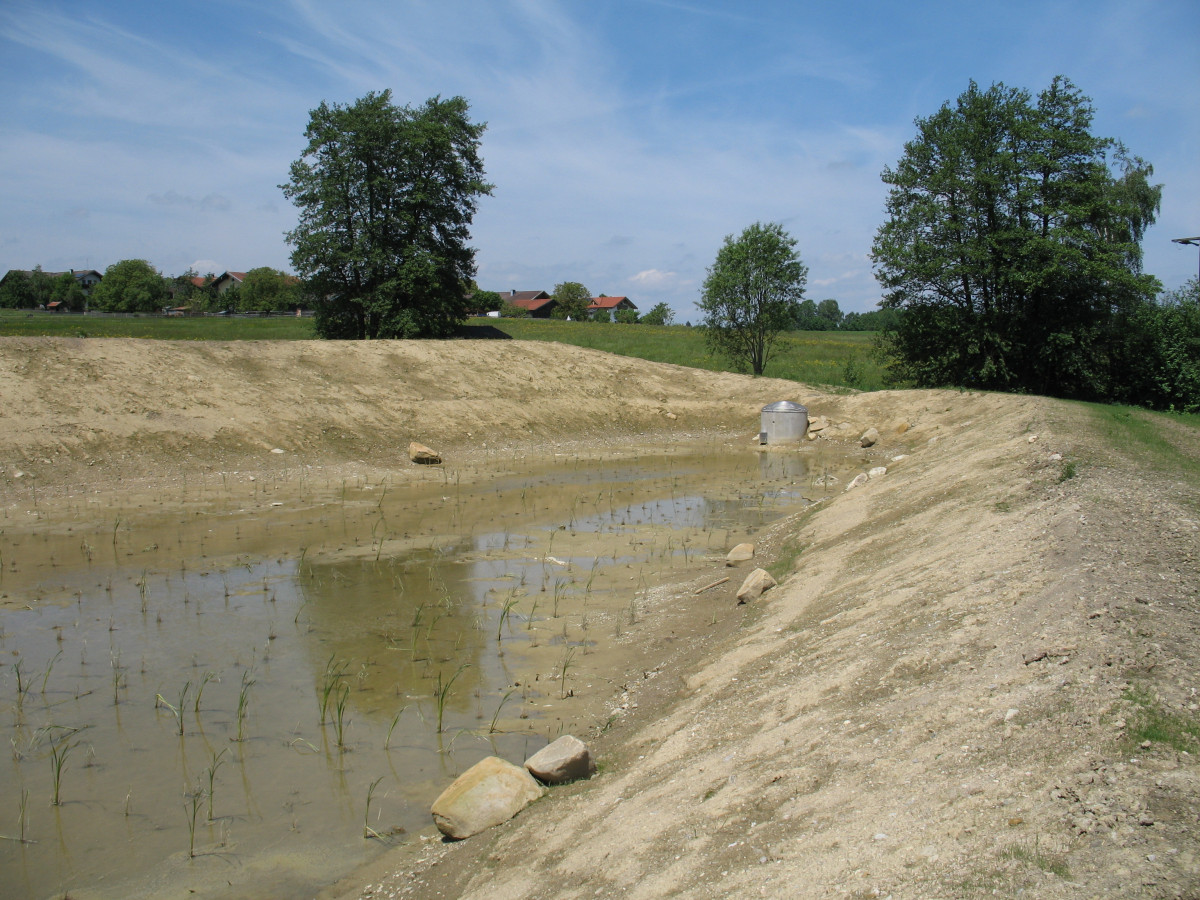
736,567,777,603
860,427,880,448
524,735,596,785
431,756,545,839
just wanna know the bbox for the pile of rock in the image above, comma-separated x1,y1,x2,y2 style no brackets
430,735,596,839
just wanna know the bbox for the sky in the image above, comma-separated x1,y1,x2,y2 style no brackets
2,1,1197,322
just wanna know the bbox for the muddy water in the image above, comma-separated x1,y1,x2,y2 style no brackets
0,444,842,899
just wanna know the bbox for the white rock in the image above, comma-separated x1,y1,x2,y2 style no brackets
845,473,869,491
868,467,888,478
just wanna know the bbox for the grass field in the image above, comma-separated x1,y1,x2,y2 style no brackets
0,309,885,391
0,309,317,340
483,318,886,391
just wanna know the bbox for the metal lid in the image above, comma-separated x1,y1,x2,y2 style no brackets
761,401,807,413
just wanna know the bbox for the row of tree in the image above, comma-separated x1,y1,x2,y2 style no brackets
695,78,1196,410
0,262,303,313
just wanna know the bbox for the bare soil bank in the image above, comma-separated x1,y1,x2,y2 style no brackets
2,338,1197,898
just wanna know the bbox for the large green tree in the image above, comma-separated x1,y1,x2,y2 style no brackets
871,77,1161,399
50,272,86,311
282,91,491,339
550,281,591,321
239,267,301,312
90,259,168,312
698,222,807,375
0,271,34,309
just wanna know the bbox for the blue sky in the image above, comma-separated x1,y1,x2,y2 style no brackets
2,0,1197,321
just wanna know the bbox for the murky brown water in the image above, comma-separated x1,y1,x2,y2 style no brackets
0,444,843,899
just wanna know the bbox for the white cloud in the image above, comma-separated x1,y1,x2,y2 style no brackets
629,269,680,288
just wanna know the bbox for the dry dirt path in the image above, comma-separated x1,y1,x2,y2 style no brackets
1,338,1197,899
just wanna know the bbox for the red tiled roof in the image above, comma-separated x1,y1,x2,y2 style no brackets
587,296,635,310
511,296,556,312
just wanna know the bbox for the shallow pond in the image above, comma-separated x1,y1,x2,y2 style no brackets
0,444,840,899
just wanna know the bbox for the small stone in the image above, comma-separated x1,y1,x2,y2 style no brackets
1028,434,1039,443
736,568,777,603
867,466,887,479
845,473,869,491
1004,708,1019,722
1008,817,1024,827
860,427,880,448
409,441,442,465
1140,740,1152,749
270,448,285,454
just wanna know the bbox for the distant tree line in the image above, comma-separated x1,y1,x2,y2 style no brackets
1,261,305,314
788,298,899,332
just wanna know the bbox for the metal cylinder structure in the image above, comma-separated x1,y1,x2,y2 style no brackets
760,401,809,444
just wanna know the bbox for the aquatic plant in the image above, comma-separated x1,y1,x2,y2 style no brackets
318,656,348,724
363,776,385,839
48,734,77,806
559,647,577,700
204,748,226,821
434,664,470,734
234,671,255,742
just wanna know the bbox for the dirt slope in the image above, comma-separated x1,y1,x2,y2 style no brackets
2,338,1197,898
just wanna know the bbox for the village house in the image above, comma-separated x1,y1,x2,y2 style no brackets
587,296,637,315
501,289,556,318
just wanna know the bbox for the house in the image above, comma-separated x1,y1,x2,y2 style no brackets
587,296,637,315
211,271,247,294
502,289,557,318
71,270,103,294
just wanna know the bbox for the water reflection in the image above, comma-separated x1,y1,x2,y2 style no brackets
0,446,824,899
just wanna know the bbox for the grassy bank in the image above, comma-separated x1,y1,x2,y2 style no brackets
0,310,884,391
0,309,316,340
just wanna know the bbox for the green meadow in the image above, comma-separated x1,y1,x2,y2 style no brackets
0,310,884,391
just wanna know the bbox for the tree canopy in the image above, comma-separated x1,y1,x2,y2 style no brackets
282,91,491,339
551,282,591,321
639,302,675,326
871,76,1162,400
240,267,302,313
698,222,807,376
90,259,168,313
